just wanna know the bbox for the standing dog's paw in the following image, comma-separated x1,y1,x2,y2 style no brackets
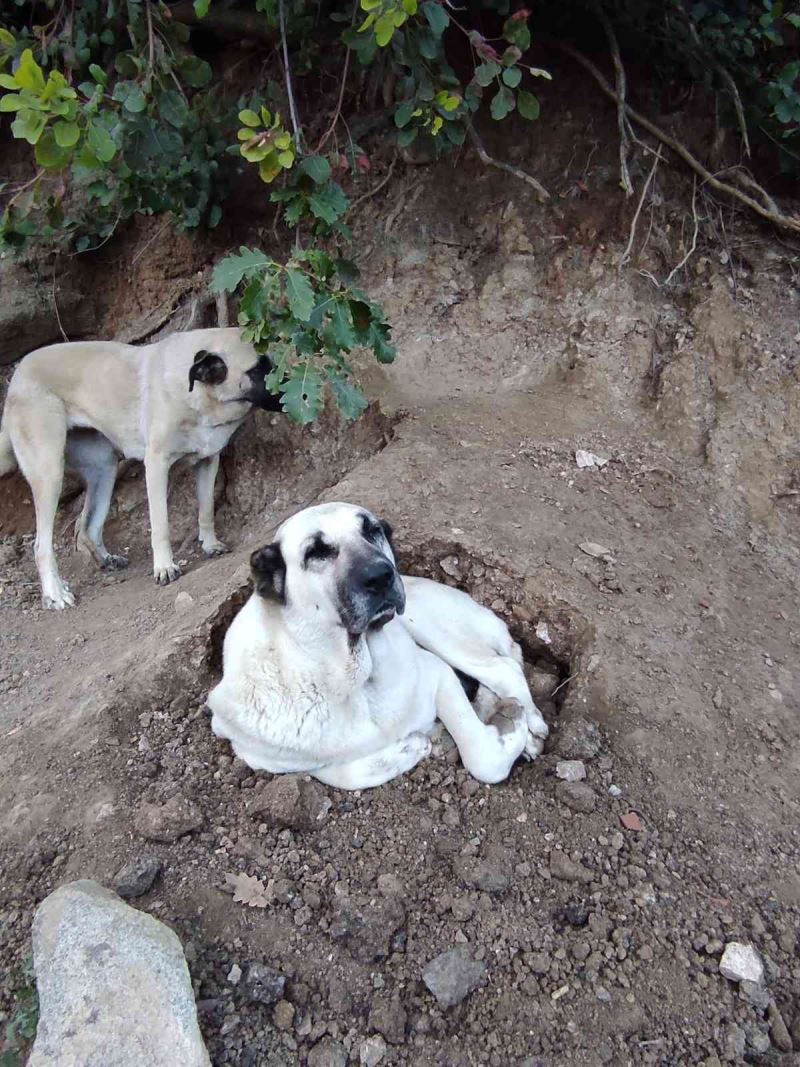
154,562,182,586
201,539,229,558
42,582,75,610
101,553,129,571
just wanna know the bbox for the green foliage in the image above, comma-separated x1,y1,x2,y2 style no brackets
210,247,393,424
2,0,798,428
237,105,295,183
0,957,38,1067
0,9,228,250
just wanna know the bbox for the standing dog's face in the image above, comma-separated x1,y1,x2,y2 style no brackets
250,503,405,638
188,333,283,413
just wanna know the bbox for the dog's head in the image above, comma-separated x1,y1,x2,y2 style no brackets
250,502,405,640
186,329,283,413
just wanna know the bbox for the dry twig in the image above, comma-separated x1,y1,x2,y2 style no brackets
662,176,700,286
351,153,398,210
467,123,550,202
278,0,302,146
619,144,662,269
560,43,800,236
594,5,634,197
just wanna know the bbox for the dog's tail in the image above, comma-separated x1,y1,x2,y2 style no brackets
0,421,16,477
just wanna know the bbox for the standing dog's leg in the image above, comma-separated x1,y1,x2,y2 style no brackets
194,454,228,556
144,448,180,585
421,650,528,783
7,401,74,609
68,433,127,570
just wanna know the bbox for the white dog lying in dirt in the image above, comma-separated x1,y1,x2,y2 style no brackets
208,502,548,788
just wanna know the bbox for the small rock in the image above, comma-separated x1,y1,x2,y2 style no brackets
556,760,586,782
563,903,590,928
307,1038,348,1067
226,964,242,985
608,784,622,797
134,797,203,843
712,687,724,708
272,999,295,1031
620,811,643,832
719,942,764,985
174,591,195,613
359,1035,388,1066
439,556,461,579
579,542,614,560
526,664,560,704
422,946,487,1008
557,781,597,814
245,963,286,1006
368,995,407,1045
247,774,330,831
555,719,601,760
767,1002,793,1053
376,873,403,897
453,853,510,893
739,981,769,1010
550,851,594,884
29,880,209,1066
113,854,161,899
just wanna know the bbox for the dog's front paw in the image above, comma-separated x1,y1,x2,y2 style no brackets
201,539,229,558
523,703,549,760
42,581,76,610
154,562,182,586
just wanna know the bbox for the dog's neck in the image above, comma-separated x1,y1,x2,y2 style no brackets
259,598,372,689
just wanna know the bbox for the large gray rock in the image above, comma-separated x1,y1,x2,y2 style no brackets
0,258,95,365
29,879,210,1066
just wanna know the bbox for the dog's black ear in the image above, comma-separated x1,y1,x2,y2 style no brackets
250,543,286,603
189,350,228,392
379,519,394,548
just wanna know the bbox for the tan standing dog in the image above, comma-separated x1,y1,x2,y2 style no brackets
0,327,281,608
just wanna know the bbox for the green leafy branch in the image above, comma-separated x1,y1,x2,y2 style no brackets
210,247,395,424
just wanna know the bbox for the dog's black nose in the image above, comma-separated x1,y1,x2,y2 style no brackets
360,557,394,595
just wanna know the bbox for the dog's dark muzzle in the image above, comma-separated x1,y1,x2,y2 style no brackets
245,356,284,413
340,554,405,635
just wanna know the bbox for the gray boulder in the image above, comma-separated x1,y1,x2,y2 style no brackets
0,258,95,366
29,879,210,1066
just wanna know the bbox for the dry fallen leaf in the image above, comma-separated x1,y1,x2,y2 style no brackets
226,871,271,908
620,811,643,832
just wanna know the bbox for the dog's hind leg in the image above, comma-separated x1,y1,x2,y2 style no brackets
194,454,228,557
67,432,127,570
313,733,432,790
421,650,529,783
7,400,74,609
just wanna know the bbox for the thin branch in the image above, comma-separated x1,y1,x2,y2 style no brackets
560,43,800,236
52,261,68,343
279,0,302,147
351,153,398,209
594,5,634,197
619,144,662,269
467,122,550,202
662,176,700,286
675,3,750,158
316,2,356,153
146,0,155,74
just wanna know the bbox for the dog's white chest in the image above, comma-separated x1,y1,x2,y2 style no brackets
180,417,240,460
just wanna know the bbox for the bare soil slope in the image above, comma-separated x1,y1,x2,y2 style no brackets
1,118,799,1066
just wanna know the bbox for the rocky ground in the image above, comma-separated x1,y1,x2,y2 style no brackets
1,93,799,1065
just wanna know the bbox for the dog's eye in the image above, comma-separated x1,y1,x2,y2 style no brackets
304,537,338,566
360,515,383,544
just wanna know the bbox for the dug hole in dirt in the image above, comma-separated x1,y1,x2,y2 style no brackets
1,88,800,1066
